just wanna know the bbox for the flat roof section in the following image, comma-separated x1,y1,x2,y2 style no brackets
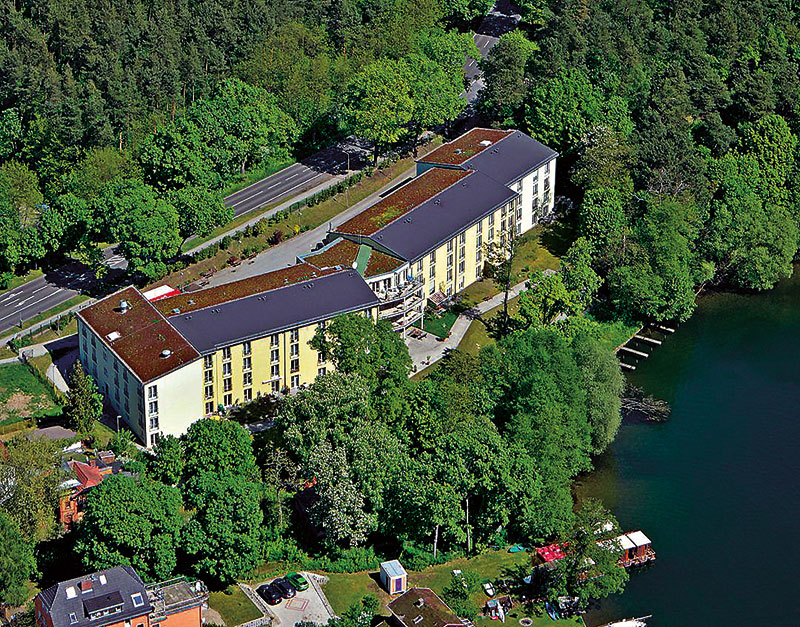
335,168,470,236
419,128,513,165
369,169,518,261
388,588,462,627
154,263,336,316
168,270,380,353
303,239,405,278
78,287,200,383
462,130,558,187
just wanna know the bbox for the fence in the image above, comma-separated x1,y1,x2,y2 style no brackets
236,584,274,627
3,299,93,348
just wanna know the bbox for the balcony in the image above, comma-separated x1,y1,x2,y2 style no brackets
374,277,424,304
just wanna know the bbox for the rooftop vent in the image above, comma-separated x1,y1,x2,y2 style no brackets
414,598,425,608
188,299,195,305
351,261,358,270
106,331,121,342
434,199,441,205
454,148,463,154
172,308,180,314
413,617,423,625
160,349,172,358
119,299,130,313
479,139,492,146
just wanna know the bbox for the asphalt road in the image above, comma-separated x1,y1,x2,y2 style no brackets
0,248,126,336
464,0,521,103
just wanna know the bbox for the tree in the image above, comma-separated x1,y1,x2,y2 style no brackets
182,418,258,480
400,54,465,141
0,436,65,540
169,186,232,249
441,570,482,619
517,271,581,330
572,333,623,454
182,475,263,584
64,360,102,433
307,442,375,548
108,429,135,458
0,161,43,229
342,59,413,163
561,238,602,307
0,512,36,606
148,435,184,485
98,179,181,280
75,475,183,581
572,125,634,193
479,31,538,126
484,223,521,337
553,498,629,606
311,314,411,423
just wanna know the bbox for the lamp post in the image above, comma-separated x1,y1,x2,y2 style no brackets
116,415,121,432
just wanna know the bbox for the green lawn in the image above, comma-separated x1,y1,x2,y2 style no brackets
422,310,459,339
0,363,61,425
0,269,44,296
458,297,521,356
208,585,262,627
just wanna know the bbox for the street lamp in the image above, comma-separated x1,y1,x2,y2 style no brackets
116,415,121,432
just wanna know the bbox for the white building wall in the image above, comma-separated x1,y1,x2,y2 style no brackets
146,359,204,444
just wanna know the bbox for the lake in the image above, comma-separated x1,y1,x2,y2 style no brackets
578,272,800,627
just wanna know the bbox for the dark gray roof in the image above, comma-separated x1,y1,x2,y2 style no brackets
464,130,557,186
38,566,152,627
169,270,380,353
369,170,518,261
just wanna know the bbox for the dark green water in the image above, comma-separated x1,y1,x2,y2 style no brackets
578,272,800,627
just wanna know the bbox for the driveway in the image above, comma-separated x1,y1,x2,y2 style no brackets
253,574,335,627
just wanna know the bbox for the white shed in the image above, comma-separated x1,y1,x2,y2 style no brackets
380,560,408,596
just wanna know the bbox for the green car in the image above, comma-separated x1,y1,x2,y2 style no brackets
286,572,309,591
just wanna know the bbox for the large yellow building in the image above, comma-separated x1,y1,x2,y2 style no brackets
77,127,557,446
77,264,378,447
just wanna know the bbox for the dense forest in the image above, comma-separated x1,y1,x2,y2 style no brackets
0,0,478,280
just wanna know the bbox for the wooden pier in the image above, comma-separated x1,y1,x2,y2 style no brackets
619,346,649,358
619,362,636,371
635,334,662,345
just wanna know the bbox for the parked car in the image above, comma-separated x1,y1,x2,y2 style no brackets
257,583,283,606
482,581,496,597
273,577,297,599
286,572,309,591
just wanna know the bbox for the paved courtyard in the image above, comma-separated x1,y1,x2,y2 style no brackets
254,574,335,627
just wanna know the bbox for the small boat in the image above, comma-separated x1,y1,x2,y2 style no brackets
599,616,651,627
545,602,560,621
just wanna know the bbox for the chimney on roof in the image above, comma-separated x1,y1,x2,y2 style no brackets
160,349,172,358
79,579,93,593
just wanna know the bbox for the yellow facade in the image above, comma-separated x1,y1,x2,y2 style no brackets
410,197,519,298
199,307,377,415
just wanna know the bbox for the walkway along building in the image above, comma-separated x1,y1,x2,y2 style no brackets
77,128,556,445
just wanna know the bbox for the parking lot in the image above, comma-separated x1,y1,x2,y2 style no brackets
255,573,335,627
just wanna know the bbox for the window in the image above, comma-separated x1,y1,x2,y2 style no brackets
429,264,435,279
416,260,423,274
271,381,280,393
222,362,231,376
458,260,465,273
290,343,299,357
429,283,435,295
476,265,482,279
223,378,232,392
149,416,159,430
488,227,494,241
446,240,453,252
149,433,159,447
271,364,280,378
459,232,465,244
447,268,453,281
291,358,300,373
459,276,465,290
290,375,300,388
290,329,299,342
318,367,327,377
81,326,87,337
148,400,158,415
66,587,77,600
317,320,327,331
243,388,252,402
270,348,279,362
223,393,232,406
205,401,214,415
429,252,435,264
124,386,129,398
113,361,119,372
123,370,128,382
204,355,213,369
447,254,453,268
204,370,213,383
488,214,494,226
69,614,78,625
243,356,252,371
318,352,325,364
205,384,213,398
243,372,252,386
148,385,158,400
476,249,482,263
242,341,251,355
270,334,279,346
545,160,550,174
222,346,231,360
477,221,482,234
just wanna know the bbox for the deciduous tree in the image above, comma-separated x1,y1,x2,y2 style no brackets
64,360,103,434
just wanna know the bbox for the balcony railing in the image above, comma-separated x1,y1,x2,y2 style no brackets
374,277,424,303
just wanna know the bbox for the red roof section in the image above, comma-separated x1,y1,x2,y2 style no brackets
78,286,200,383
69,460,105,489
304,239,404,278
334,168,470,236
419,128,512,166
154,263,337,316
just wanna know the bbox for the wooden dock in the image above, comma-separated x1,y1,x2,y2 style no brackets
635,334,662,345
619,346,649,358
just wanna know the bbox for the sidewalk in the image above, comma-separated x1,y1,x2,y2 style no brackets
407,280,529,372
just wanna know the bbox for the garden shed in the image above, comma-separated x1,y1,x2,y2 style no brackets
380,560,408,596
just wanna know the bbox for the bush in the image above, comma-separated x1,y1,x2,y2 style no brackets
399,541,462,571
269,230,284,245
307,546,381,573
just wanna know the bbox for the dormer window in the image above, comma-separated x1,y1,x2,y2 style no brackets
69,614,78,625
413,616,423,624
131,593,144,608
99,575,107,585
66,587,77,599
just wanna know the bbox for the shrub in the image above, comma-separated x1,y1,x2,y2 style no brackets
269,230,284,245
